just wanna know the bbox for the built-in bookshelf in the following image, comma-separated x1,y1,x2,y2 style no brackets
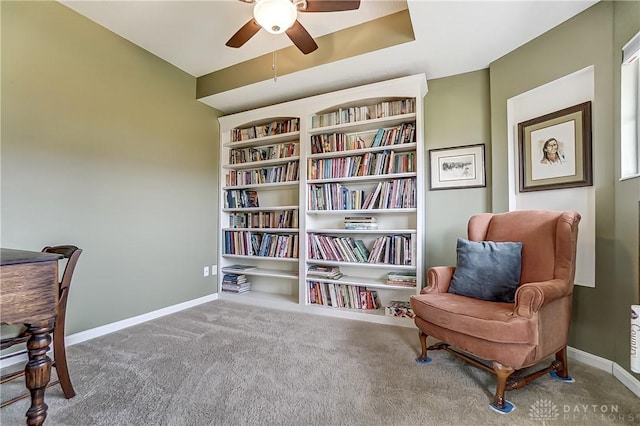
218,74,427,325
219,114,302,308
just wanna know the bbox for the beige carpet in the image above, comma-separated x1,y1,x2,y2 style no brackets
1,300,638,425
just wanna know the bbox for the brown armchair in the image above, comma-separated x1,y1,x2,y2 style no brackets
410,210,580,413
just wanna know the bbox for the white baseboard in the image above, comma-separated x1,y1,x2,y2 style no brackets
65,293,218,346
613,362,640,398
568,346,640,398
0,293,218,369
3,296,638,400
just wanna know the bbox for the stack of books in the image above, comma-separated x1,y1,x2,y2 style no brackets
307,265,343,280
386,271,417,287
343,216,378,230
222,273,251,294
384,300,415,318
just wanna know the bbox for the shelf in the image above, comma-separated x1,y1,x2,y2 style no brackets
219,290,299,311
225,156,300,170
306,259,416,269
225,131,301,148
223,205,299,213
302,304,415,328
308,113,417,135
307,228,415,234
223,181,299,190
307,172,416,185
221,267,298,280
222,254,299,262
223,228,299,233
308,143,417,159
307,208,416,215
305,275,416,290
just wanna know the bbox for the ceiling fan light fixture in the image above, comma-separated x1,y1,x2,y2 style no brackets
253,0,297,35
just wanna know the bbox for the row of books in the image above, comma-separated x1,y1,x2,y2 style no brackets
370,122,416,148
307,281,380,310
229,142,299,165
228,209,299,229
368,234,414,265
222,273,251,294
370,99,416,120
225,161,299,186
224,231,299,258
309,122,415,154
308,234,369,263
310,133,366,154
231,118,300,142
307,150,415,180
310,98,416,128
362,179,416,209
308,233,413,265
308,183,365,211
307,178,416,211
225,189,259,209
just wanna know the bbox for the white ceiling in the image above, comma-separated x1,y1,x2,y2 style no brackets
60,0,598,114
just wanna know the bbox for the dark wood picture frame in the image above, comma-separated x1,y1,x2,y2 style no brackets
518,101,592,192
429,144,485,190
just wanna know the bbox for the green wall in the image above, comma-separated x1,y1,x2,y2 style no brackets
424,70,491,267
613,0,640,375
2,0,638,380
1,1,221,334
489,1,639,375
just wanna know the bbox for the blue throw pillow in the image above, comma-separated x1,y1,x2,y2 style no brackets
448,238,523,303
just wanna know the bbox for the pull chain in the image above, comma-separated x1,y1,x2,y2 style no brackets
272,50,278,82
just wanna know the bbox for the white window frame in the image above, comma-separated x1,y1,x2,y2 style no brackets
621,31,640,181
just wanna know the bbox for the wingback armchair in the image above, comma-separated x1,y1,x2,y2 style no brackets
410,210,581,413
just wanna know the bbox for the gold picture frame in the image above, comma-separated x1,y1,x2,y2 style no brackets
518,101,593,192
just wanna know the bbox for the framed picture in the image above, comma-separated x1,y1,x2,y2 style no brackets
518,101,592,192
429,144,485,190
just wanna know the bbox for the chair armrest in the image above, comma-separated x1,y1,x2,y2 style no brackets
514,279,572,317
423,266,456,294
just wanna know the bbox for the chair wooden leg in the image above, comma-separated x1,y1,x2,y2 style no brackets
415,330,432,364
491,361,514,410
554,346,569,377
52,331,75,399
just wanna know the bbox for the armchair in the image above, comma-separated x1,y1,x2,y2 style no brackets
410,210,581,413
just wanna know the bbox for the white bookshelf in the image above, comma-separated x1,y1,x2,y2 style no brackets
218,74,427,326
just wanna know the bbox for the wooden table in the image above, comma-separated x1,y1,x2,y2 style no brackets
1,248,62,426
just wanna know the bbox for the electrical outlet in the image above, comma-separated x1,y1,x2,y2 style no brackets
212,264,218,276
203,266,210,277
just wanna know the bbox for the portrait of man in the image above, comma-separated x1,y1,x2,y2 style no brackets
530,121,576,181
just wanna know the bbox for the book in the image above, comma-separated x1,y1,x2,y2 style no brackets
246,190,259,208
384,300,415,317
343,216,377,223
224,264,257,271
387,271,417,286
307,265,343,279
344,223,378,230
222,283,251,294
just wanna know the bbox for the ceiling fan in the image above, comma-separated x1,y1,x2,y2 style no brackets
226,0,361,55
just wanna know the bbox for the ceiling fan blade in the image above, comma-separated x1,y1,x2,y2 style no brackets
302,0,360,12
226,19,261,48
285,20,318,54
